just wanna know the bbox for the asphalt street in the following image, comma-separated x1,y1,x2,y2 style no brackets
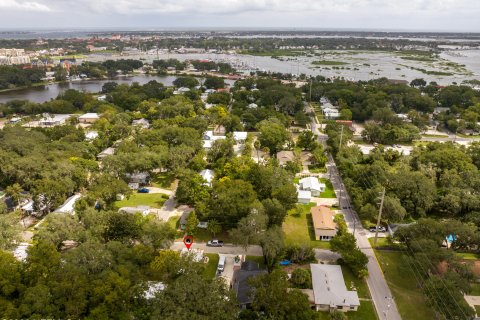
306,102,401,320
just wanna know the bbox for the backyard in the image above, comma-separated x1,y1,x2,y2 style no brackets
282,203,331,249
115,192,169,209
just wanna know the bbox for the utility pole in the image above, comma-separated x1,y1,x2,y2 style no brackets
374,187,386,245
339,124,344,151
309,79,313,102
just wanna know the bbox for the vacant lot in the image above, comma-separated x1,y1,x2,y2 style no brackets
371,247,435,320
115,193,169,209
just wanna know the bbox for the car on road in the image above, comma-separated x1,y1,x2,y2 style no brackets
137,187,150,193
207,239,224,247
369,226,387,232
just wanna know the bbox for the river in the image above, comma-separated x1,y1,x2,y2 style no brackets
0,75,234,104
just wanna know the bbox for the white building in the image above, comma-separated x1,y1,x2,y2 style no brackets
232,131,248,144
299,177,326,197
200,169,215,187
54,193,81,215
203,130,226,149
119,206,150,216
298,190,312,204
78,113,100,124
310,264,360,312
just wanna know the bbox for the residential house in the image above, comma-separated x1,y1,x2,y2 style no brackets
233,131,248,144
297,190,312,204
125,172,150,185
299,177,325,197
132,118,150,129
78,113,100,124
203,130,226,149
200,169,215,187
310,206,337,241
54,194,81,215
310,264,360,312
276,151,295,166
97,147,115,160
85,131,99,141
323,107,340,120
232,261,267,309
119,206,150,216
36,114,71,127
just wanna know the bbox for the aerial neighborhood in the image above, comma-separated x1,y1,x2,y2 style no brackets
0,30,480,320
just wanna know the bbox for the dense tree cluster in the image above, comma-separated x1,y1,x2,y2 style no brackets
0,65,45,90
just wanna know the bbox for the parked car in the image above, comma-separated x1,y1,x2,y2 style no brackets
217,255,226,272
137,187,150,193
207,239,224,247
369,226,386,232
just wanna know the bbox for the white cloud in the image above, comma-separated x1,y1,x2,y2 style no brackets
59,0,479,15
0,0,51,11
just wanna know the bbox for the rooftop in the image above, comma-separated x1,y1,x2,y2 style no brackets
310,264,360,307
311,206,336,230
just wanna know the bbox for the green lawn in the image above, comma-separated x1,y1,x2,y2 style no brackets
283,204,331,249
470,283,480,296
151,172,176,190
315,301,377,320
319,178,336,198
115,193,169,209
456,252,480,260
372,249,435,320
312,60,348,66
203,253,219,279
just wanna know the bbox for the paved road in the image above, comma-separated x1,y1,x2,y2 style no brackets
304,102,401,320
327,155,401,320
171,241,264,256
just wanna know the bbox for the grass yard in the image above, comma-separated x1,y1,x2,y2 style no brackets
470,283,480,296
151,172,176,190
319,178,336,198
203,253,220,279
456,252,480,260
115,193,169,209
372,249,435,320
283,204,331,249
315,301,377,320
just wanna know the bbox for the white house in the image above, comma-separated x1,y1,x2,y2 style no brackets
299,177,326,197
78,113,100,124
203,130,226,149
310,264,360,312
54,193,81,215
132,118,150,129
200,169,215,187
233,131,248,144
323,107,341,120
119,206,150,216
38,114,71,127
298,190,312,204
85,131,99,140
97,147,115,160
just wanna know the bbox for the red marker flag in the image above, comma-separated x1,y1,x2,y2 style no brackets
183,235,193,250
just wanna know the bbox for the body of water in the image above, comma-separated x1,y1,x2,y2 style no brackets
0,75,234,104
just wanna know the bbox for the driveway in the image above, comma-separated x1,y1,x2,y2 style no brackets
170,241,263,256
147,187,173,195
314,249,341,263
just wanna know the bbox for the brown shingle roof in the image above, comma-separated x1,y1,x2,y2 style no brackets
311,206,336,230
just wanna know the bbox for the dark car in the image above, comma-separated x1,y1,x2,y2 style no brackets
137,187,150,193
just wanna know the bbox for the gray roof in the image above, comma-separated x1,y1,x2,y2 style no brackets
310,264,360,307
232,262,267,305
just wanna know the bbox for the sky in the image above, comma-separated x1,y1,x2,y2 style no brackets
0,0,479,32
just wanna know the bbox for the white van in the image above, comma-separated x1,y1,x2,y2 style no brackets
217,255,226,273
